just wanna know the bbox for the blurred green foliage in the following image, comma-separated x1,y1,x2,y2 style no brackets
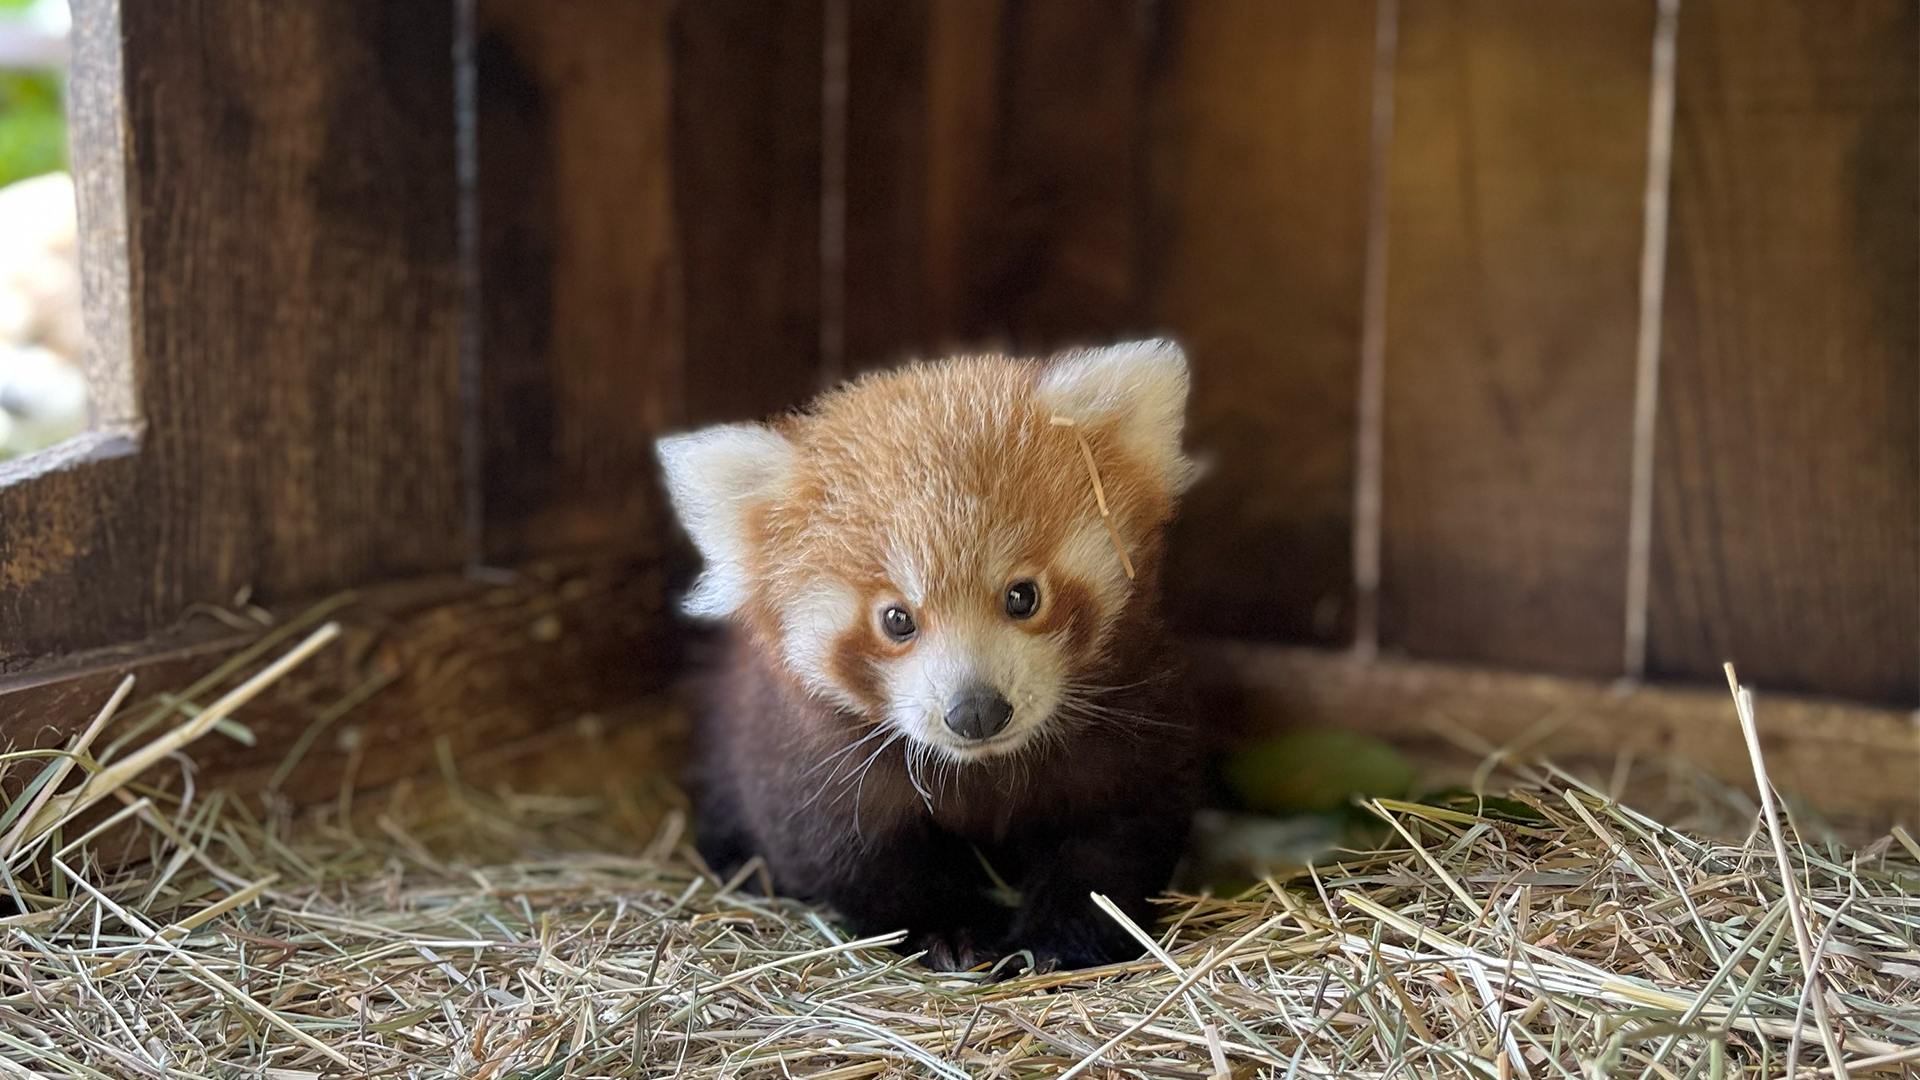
1222,729,1418,817
0,69,66,188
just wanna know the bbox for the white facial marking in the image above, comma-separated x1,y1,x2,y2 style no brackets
884,541,929,607
779,580,861,710
880,610,1068,764
1055,519,1130,638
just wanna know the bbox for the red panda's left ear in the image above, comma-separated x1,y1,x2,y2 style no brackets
1039,338,1196,493
655,423,797,617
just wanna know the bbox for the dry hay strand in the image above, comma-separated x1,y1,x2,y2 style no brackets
0,630,1917,1079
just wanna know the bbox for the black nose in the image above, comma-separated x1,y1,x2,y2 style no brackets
944,684,1013,741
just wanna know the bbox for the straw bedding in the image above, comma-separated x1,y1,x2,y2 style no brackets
2,625,1917,1079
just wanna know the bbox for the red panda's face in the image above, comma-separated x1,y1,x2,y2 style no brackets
799,512,1133,764
658,341,1193,765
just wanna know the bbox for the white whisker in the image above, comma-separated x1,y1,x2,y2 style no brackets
800,723,889,781
845,730,905,836
906,740,935,811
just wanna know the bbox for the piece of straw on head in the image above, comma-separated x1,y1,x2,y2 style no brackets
1051,415,1135,580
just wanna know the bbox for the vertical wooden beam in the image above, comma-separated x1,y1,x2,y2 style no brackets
673,0,825,424
842,0,1147,369
842,0,931,372
1146,0,1377,645
1649,0,1919,706
943,0,1148,351
475,0,682,564
1378,0,1653,676
66,0,135,431
126,1,469,603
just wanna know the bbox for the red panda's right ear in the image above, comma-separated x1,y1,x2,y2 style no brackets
1039,338,1195,494
655,424,796,618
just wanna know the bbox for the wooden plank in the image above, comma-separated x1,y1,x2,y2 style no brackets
124,1,469,601
842,0,930,372
476,0,682,563
941,0,1146,350
1379,1,1653,676
1649,0,1920,706
1193,641,1920,836
0,0,467,661
65,0,134,430
1146,0,1376,646
0,447,146,672
0,562,671,806
673,0,825,423
842,0,1147,369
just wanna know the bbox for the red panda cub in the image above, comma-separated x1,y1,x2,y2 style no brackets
656,340,1199,972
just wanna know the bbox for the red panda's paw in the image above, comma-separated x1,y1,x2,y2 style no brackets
998,924,1138,975
912,929,997,973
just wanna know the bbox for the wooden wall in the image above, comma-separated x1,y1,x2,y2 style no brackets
1647,0,1919,705
0,0,824,787
2,0,1915,721
473,0,823,565
1376,2,1654,677
837,0,1920,709
0,0,824,665
1,0,470,668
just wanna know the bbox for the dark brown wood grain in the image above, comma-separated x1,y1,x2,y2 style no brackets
127,1,470,598
0,0,467,661
1378,0,1653,676
673,0,826,423
476,0,682,564
943,0,1148,351
1147,0,1376,645
842,0,931,372
0,562,672,806
0,448,146,674
843,1,1370,645
1649,0,1920,706
842,0,1148,368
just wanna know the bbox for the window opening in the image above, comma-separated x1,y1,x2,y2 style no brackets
0,0,91,464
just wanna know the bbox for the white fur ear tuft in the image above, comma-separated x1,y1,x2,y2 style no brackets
656,423,796,617
1039,338,1194,491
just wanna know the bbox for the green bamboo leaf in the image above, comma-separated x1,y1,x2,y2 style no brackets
1222,729,1417,815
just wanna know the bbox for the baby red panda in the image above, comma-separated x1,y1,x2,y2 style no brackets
655,340,1199,972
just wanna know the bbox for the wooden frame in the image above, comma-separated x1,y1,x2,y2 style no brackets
1,0,470,667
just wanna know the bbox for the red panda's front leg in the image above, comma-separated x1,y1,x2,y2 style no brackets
803,823,1015,971
999,807,1191,972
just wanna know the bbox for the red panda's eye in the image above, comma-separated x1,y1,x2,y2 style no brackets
880,605,917,642
1005,580,1040,619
